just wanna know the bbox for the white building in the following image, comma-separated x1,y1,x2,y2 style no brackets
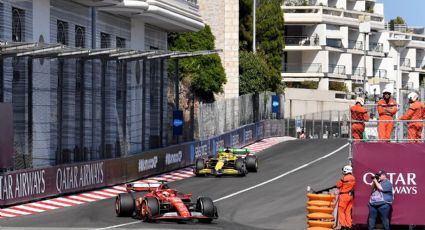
282,0,425,104
0,0,204,168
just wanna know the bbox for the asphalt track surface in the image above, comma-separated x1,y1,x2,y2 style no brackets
0,139,349,230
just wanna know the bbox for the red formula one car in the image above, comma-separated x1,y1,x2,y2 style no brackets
115,182,218,223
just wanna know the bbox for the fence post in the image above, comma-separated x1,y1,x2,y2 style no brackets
338,111,341,138
320,112,324,139
312,113,315,139
329,111,333,139
286,118,290,137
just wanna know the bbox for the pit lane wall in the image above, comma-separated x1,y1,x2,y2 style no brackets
352,143,425,225
0,120,284,207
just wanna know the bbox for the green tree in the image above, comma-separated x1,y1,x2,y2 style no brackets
239,51,284,95
256,0,285,74
168,25,226,102
240,0,253,51
393,16,406,25
239,0,285,95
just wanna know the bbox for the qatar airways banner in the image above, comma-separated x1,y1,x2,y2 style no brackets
352,143,425,225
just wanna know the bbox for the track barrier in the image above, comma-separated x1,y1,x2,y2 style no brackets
306,193,336,230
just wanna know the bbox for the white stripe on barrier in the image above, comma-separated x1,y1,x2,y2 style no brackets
13,205,45,213
1,208,31,215
80,193,107,200
55,197,83,204
102,189,125,195
68,195,96,202
0,211,17,217
92,191,120,197
28,202,58,210
41,199,71,207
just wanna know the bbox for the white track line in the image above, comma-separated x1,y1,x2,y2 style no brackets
93,221,142,230
213,143,349,202
91,143,348,230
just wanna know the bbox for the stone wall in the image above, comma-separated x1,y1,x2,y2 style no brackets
198,0,239,99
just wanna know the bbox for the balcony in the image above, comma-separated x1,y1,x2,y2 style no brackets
417,60,425,69
374,69,387,78
326,38,343,48
401,58,411,68
348,40,363,50
285,35,320,46
369,42,383,53
282,63,322,73
283,6,384,30
73,0,203,32
328,64,346,75
352,67,366,76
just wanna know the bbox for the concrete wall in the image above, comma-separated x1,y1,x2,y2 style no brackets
284,88,354,118
198,0,239,99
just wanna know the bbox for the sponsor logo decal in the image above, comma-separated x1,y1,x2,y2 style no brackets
195,144,209,158
363,172,418,195
138,156,158,172
166,151,183,165
56,162,104,193
0,170,46,200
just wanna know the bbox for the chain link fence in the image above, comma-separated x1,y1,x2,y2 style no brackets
196,92,284,140
284,110,351,139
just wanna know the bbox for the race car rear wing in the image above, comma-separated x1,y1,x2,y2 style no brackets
219,147,251,155
126,182,161,192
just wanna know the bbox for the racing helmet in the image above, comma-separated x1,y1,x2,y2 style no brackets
342,165,353,174
162,191,170,197
355,97,364,106
408,92,419,102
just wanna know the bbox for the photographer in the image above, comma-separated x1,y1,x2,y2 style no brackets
368,170,393,230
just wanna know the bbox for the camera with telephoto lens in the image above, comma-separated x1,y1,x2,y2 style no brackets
370,174,379,180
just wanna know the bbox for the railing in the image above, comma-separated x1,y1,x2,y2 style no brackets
348,40,363,50
285,35,320,46
350,119,425,143
417,60,425,69
401,58,411,68
352,67,365,76
369,42,383,52
283,5,384,23
374,69,387,78
326,38,343,48
328,64,346,75
282,63,322,73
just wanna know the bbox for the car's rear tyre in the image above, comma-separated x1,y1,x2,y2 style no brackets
115,193,134,217
141,197,160,222
195,159,205,176
197,197,215,223
235,158,247,176
245,155,258,172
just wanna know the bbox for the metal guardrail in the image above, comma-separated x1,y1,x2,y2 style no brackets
327,38,343,48
401,58,411,68
283,63,322,73
349,119,425,143
352,67,365,76
373,69,387,78
369,42,383,53
285,35,320,46
329,64,346,75
348,40,363,50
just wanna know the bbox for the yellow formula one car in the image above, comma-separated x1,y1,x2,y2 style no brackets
194,148,258,177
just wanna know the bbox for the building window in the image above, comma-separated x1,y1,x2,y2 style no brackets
100,32,111,48
116,37,126,48
57,20,68,45
75,25,85,48
12,8,25,42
